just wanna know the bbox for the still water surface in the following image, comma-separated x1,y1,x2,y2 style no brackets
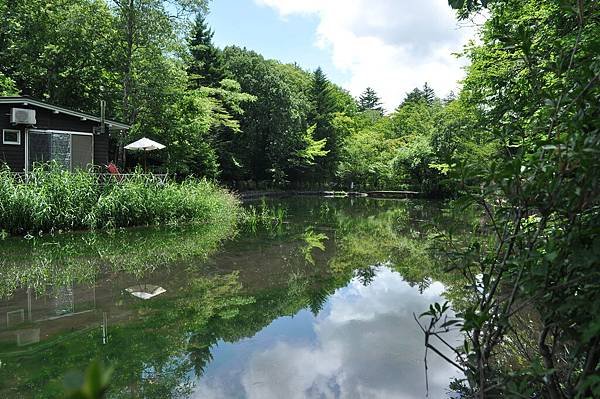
0,197,461,398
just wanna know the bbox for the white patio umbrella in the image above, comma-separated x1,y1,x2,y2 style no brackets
124,137,165,170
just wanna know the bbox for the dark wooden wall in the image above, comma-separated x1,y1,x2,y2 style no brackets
0,104,26,171
0,103,112,171
94,134,109,166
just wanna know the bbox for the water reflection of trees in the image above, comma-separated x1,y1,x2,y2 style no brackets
0,197,467,398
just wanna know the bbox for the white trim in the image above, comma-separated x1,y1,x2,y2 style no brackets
2,128,21,145
25,128,29,172
6,309,25,327
29,129,94,136
0,97,130,129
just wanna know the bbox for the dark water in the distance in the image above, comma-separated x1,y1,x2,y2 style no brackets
0,197,462,398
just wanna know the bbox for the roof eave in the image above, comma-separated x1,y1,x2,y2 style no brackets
0,96,131,130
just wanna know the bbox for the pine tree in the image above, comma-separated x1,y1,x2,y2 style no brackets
403,83,436,107
403,87,425,105
358,87,384,115
309,67,339,180
312,67,335,120
422,82,435,105
188,13,224,88
443,90,457,105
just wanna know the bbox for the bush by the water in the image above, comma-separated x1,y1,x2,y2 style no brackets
0,164,240,235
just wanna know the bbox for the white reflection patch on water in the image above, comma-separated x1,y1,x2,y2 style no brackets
192,267,461,399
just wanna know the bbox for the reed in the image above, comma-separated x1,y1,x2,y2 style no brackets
242,200,287,231
0,164,240,236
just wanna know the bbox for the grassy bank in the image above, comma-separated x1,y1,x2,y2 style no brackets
0,165,240,236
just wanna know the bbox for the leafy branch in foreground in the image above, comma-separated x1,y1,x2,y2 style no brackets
63,360,113,399
420,0,600,397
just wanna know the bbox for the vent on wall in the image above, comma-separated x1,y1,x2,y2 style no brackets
11,108,36,125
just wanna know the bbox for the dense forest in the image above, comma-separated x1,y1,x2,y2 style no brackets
0,0,483,195
1,0,599,396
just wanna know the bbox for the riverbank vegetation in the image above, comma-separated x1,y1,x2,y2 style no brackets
0,165,240,236
1,0,477,195
418,0,600,397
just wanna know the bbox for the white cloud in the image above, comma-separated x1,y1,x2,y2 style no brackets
192,268,461,399
255,0,477,111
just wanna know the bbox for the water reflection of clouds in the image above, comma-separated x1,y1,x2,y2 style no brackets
193,268,460,399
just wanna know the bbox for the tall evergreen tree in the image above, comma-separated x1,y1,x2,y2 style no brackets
309,67,339,180
443,90,456,105
422,82,435,105
312,67,335,117
403,87,425,105
188,13,224,88
358,87,384,115
403,83,436,107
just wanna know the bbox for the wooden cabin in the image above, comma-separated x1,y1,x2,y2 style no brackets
0,96,130,172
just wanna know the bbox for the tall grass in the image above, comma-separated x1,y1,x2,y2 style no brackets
242,200,287,231
0,164,240,236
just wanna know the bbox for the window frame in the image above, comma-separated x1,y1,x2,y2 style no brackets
2,129,21,145
25,129,94,172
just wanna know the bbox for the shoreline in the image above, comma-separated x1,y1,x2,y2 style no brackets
237,190,424,201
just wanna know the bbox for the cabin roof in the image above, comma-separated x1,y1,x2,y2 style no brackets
0,96,130,130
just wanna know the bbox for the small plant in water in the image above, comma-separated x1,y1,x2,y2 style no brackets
243,200,287,231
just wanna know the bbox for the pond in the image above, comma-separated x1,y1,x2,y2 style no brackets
0,197,464,398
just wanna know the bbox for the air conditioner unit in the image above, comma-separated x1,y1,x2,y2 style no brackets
10,108,36,125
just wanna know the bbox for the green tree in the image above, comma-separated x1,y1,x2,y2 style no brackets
111,0,207,162
358,87,384,115
0,72,18,95
201,79,256,179
421,0,600,396
308,67,340,180
187,12,225,88
0,0,118,112
402,83,436,107
390,99,445,193
221,46,310,183
337,115,400,189
166,89,216,177
422,82,435,105
330,85,359,115
294,125,329,169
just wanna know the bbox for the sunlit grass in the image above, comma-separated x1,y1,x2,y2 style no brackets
242,199,287,231
0,163,240,236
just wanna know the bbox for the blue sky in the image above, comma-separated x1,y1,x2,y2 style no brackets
207,0,351,85
206,0,476,111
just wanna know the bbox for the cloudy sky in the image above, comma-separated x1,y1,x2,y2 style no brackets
208,0,477,111
191,268,461,398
